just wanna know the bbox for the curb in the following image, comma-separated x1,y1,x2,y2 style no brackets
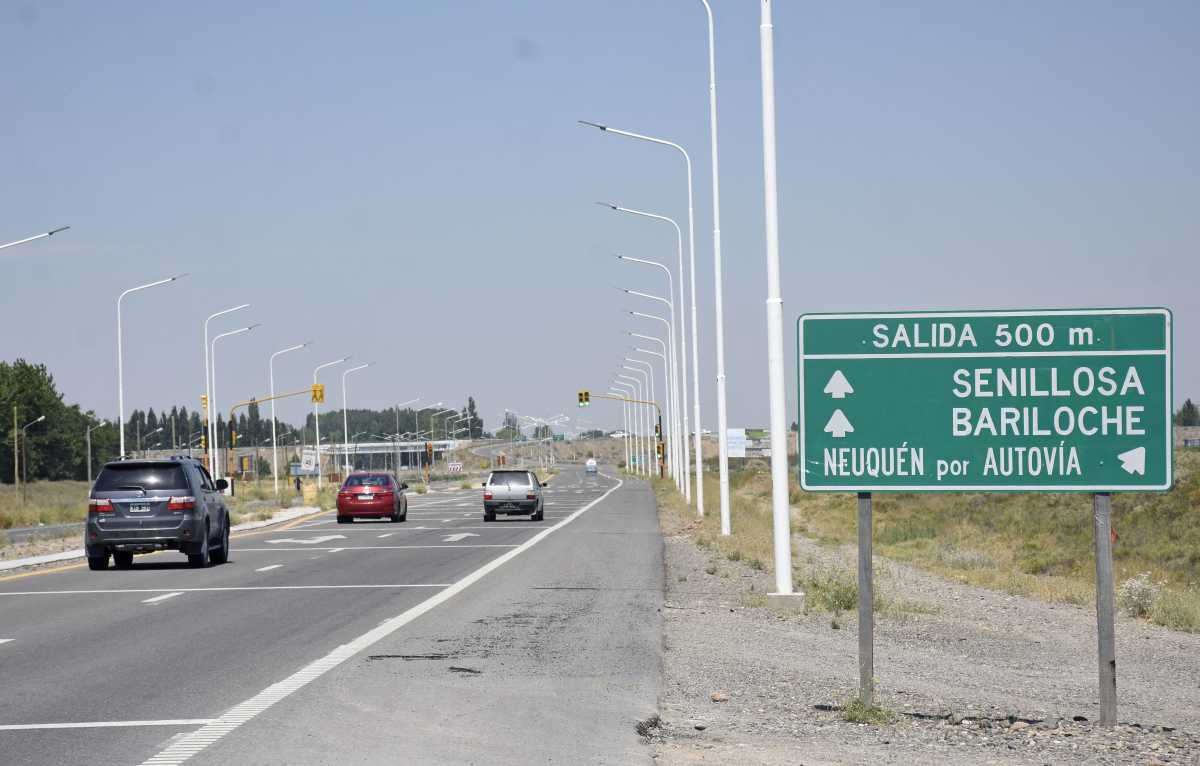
0,505,324,573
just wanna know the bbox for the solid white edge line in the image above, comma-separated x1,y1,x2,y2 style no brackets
0,719,215,731
142,592,183,604
139,473,624,766
0,585,450,597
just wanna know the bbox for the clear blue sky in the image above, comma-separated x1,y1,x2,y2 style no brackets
2,1,1197,433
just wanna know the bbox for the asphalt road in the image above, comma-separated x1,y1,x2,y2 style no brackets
0,465,663,765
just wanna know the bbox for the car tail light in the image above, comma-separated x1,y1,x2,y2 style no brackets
338,491,352,497
167,496,196,511
89,498,113,513
526,492,537,500
483,492,493,500
374,491,394,501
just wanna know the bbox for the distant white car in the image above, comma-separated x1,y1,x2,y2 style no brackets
585,458,598,473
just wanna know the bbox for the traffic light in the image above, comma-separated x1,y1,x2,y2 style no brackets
655,422,661,437
577,390,590,407
229,429,238,448
200,394,208,412
425,442,433,461
311,384,325,404
656,442,664,458
200,433,207,450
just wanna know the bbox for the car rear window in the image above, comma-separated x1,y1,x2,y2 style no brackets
94,463,189,492
488,471,531,486
343,474,391,488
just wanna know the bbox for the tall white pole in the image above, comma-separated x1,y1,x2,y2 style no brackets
616,373,647,475
611,384,635,472
210,324,258,480
624,361,657,476
631,333,678,488
313,357,350,490
600,203,692,502
761,0,794,595
341,363,374,475
205,304,250,474
618,256,682,489
580,121,704,512
269,341,309,496
117,274,184,457
0,226,69,251
699,0,733,536
632,346,672,482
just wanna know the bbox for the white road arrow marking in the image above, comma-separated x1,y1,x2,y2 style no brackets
824,409,854,438
823,370,854,399
442,533,480,543
266,535,347,545
1118,446,1146,475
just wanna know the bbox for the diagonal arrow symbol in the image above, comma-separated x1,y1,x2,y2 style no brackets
442,533,480,543
266,534,347,545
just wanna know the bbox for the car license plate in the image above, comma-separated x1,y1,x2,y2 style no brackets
357,494,372,501
129,504,151,513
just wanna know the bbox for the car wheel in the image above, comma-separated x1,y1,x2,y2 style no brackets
483,511,495,522
188,524,211,568
401,499,408,522
87,554,110,571
337,516,350,524
113,551,134,569
210,517,230,565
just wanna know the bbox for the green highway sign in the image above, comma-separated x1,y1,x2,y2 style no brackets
797,309,1173,492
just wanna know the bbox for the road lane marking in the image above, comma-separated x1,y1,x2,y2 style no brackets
0,639,13,645
377,533,393,538
254,565,282,572
0,584,450,597
266,535,346,545
138,474,623,766
234,545,517,552
0,719,215,732
142,592,183,604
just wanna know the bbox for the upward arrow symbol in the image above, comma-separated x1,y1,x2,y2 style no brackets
824,409,854,439
823,370,854,399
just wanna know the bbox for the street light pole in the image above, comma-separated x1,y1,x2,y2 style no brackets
697,0,733,537
0,226,69,251
630,332,677,487
617,256,683,490
602,204,692,501
631,347,672,481
616,373,648,475
609,384,634,473
341,362,375,475
210,324,259,479
760,0,794,594
619,367,653,475
118,274,185,457
86,419,108,486
205,304,251,474
624,360,659,477
580,120,704,512
313,357,351,490
269,340,310,496
19,415,45,503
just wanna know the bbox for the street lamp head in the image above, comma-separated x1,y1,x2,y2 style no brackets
34,415,46,424
578,120,607,131
595,201,618,211
47,226,70,236
170,273,190,282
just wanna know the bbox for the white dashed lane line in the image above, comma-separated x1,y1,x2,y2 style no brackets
255,565,283,573
377,533,394,538
142,592,183,605
0,639,13,645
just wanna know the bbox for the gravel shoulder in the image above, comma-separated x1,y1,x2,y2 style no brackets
651,506,1200,765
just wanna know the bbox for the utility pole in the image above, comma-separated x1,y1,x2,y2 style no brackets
12,406,18,498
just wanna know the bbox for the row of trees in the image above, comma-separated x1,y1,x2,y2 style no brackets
1,357,487,484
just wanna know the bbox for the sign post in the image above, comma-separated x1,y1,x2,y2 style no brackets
798,308,1172,719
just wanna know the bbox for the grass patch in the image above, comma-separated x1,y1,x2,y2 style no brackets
842,698,895,725
0,481,90,528
796,449,1200,632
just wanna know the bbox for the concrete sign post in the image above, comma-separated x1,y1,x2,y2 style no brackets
798,308,1173,719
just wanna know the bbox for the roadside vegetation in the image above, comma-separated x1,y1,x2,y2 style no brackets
0,480,90,529
655,448,1200,633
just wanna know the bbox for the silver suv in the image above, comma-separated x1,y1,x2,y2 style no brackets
86,457,231,570
482,469,547,522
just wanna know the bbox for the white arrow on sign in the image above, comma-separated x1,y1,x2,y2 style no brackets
1117,446,1146,475
823,370,854,399
266,535,347,545
443,533,480,543
824,409,854,439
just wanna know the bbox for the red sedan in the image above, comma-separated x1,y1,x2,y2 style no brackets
336,472,409,523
